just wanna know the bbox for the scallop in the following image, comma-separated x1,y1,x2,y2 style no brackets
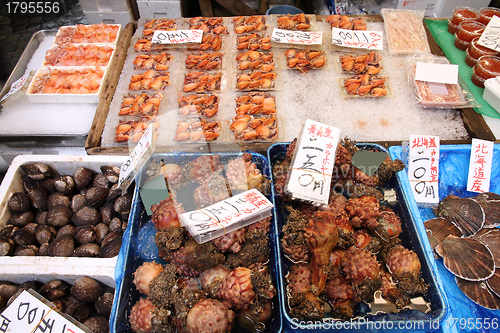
437,235,495,281
472,228,500,268
424,217,462,252
488,268,500,298
457,277,500,310
472,193,500,228
437,195,484,237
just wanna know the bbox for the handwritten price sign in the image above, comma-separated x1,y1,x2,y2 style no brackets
331,27,383,50
271,28,323,45
477,15,500,52
408,135,440,206
152,29,203,44
118,123,155,192
467,138,494,193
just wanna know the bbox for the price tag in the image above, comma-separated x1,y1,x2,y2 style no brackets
467,138,494,193
152,30,203,44
0,289,90,333
414,62,458,85
408,135,440,205
179,189,273,243
331,27,383,50
285,119,341,205
271,28,323,45
477,15,500,52
118,124,155,192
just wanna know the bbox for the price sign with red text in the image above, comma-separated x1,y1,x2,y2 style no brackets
118,123,155,192
331,27,383,50
467,138,494,193
0,290,90,333
271,29,323,45
152,29,203,44
408,135,440,205
285,119,341,205
179,189,273,243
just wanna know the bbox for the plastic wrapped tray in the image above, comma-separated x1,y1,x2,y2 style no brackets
111,151,283,333
268,142,446,332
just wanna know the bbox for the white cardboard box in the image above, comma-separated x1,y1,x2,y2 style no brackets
137,0,183,18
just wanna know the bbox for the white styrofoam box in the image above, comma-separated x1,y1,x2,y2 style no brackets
483,77,500,115
79,0,130,12
84,9,134,26
137,0,183,19
0,154,129,287
397,0,439,17
432,0,490,18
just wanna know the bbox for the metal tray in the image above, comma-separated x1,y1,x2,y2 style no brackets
268,142,447,332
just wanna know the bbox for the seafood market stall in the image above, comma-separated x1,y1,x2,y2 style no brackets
0,8,500,333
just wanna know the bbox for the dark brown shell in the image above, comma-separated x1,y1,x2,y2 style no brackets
28,185,47,211
54,174,75,195
472,228,500,268
472,193,500,228
0,282,18,301
0,225,18,239
14,245,38,256
7,192,31,213
35,224,57,245
424,217,462,252
101,166,120,184
106,183,121,202
95,223,109,245
457,277,500,309
114,194,132,215
12,228,36,246
488,268,500,298
99,202,115,225
8,211,35,228
72,243,100,257
46,206,72,227
100,231,122,249
73,167,93,190
83,316,109,333
92,173,110,189
72,207,101,226
20,163,52,181
71,276,104,303
36,211,47,225
63,297,90,322
56,224,75,239
71,194,88,213
95,292,114,317
47,192,71,210
74,225,96,245
39,280,70,301
86,187,109,207
437,196,484,237
439,235,495,281
0,236,15,256
47,234,75,257
99,237,122,258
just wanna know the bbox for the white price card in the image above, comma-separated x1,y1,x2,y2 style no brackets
331,27,383,50
179,189,273,244
408,135,440,206
467,138,494,193
0,289,90,333
271,28,323,45
118,123,155,192
285,119,341,205
152,29,203,44
477,15,500,52
414,62,459,85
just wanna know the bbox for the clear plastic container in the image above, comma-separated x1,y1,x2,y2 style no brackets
478,7,500,25
447,19,459,35
468,37,499,60
457,21,486,43
450,7,480,26
472,55,500,88
454,33,470,51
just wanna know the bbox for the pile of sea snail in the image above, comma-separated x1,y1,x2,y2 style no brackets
0,163,132,257
0,276,114,333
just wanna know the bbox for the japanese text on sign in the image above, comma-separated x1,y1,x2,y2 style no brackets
285,119,341,205
179,189,273,242
467,139,494,193
271,28,323,45
478,16,500,52
152,30,203,44
331,27,383,50
408,135,440,205
0,290,89,333
118,123,155,192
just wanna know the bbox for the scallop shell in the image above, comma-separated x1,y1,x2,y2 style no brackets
439,235,495,281
472,228,500,268
474,192,500,201
472,193,500,228
457,277,500,310
488,268,500,298
424,217,462,252
437,196,484,237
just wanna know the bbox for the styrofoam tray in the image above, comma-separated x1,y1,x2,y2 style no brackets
0,154,131,288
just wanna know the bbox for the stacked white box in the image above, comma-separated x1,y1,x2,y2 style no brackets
79,0,130,12
137,0,183,18
84,9,134,26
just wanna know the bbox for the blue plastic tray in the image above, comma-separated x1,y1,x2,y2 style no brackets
389,144,500,333
268,142,446,333
109,151,283,333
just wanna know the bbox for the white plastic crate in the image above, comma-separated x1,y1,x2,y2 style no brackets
79,0,130,12
84,9,134,26
137,0,183,19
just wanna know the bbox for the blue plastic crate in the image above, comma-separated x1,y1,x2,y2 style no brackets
389,144,500,333
109,151,283,333
268,142,446,333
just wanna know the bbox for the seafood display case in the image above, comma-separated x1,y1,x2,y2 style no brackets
111,151,283,333
268,142,446,332
389,144,500,328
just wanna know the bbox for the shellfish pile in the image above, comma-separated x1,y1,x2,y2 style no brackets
0,163,132,258
127,153,275,333
424,193,500,309
272,140,431,320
